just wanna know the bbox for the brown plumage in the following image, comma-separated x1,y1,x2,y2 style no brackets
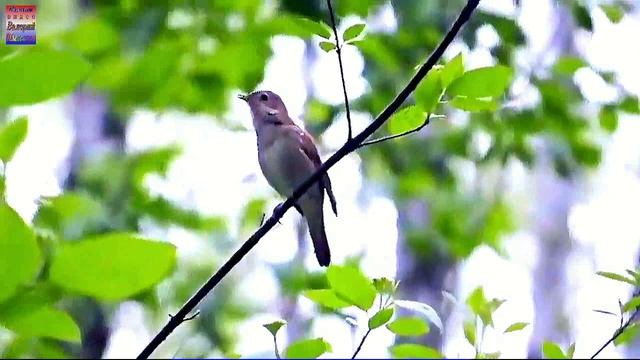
240,90,337,266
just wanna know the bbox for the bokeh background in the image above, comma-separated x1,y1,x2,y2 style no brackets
1,0,640,358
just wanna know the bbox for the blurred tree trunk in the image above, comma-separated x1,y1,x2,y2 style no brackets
527,155,575,357
526,4,577,356
396,200,456,349
63,90,125,358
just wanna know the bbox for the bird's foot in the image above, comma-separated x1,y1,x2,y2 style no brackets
272,202,284,224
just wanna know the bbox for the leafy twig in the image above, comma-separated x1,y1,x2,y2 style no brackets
136,1,481,358
357,113,437,149
326,0,353,141
591,308,639,359
352,328,372,359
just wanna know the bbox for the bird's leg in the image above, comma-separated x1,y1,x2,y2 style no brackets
271,202,284,224
271,202,304,224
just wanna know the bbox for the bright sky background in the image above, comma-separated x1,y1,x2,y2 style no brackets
3,0,640,358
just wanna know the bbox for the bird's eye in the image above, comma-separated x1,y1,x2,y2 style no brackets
260,93,269,101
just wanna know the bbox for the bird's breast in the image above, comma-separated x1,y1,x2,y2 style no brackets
258,138,293,196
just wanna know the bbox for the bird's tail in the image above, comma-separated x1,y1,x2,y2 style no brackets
302,197,331,267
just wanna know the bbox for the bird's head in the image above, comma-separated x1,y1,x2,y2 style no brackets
238,90,290,128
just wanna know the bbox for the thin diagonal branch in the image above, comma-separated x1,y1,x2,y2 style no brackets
591,307,639,359
352,329,372,359
136,1,480,358
357,113,439,149
168,310,200,322
326,0,353,141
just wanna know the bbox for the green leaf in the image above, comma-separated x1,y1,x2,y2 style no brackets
0,289,80,343
131,146,182,186
389,344,442,359
373,277,396,295
303,289,350,309
504,322,529,333
285,338,331,359
619,96,640,114
415,69,443,113
450,96,498,112
626,269,640,283
448,65,513,98
553,56,587,75
86,55,131,91
0,305,80,343
599,106,618,133
479,351,502,359
597,271,636,286
623,296,640,313
34,192,106,240
36,341,71,359
542,341,566,359
394,300,443,333
368,307,394,330
0,203,42,303
571,139,601,167
0,116,28,163
466,287,503,327
614,323,639,345
387,106,428,136
572,3,593,31
291,17,332,39
386,316,429,336
64,16,119,55
600,4,624,23
240,197,267,232
343,23,366,42
463,320,476,346
566,343,576,359
440,53,464,88
0,48,91,106
327,265,376,311
475,12,525,45
319,41,337,52
263,320,286,336
49,233,176,301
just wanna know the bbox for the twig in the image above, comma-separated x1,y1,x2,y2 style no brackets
136,1,480,358
357,113,436,149
352,328,372,359
591,308,639,359
326,0,353,141
272,334,281,359
168,310,200,322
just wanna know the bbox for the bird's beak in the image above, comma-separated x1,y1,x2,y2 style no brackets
238,94,248,102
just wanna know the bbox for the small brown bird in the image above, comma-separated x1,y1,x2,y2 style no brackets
239,90,337,266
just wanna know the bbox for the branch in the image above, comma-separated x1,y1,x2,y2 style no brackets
168,310,199,322
591,307,639,359
272,334,281,359
136,1,480,358
352,328,372,359
357,113,442,149
326,0,353,141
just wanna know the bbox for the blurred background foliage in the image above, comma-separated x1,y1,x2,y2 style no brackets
1,0,639,358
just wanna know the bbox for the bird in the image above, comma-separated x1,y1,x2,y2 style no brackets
239,90,338,266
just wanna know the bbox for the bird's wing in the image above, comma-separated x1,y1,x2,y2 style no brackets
285,125,338,216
